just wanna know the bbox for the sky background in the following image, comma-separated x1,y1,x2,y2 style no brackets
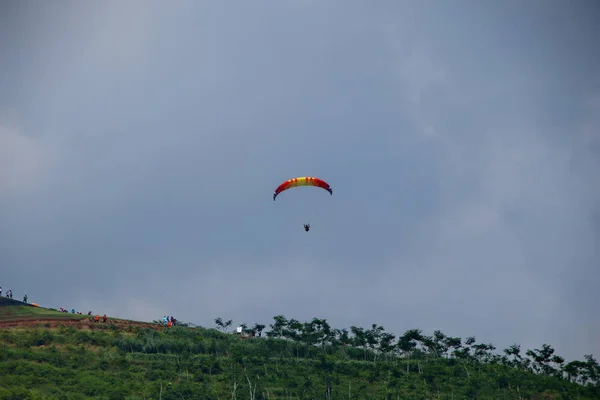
1,0,599,362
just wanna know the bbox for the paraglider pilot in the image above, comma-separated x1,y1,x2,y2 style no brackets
304,224,310,232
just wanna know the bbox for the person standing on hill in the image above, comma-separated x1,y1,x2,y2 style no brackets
23,294,27,303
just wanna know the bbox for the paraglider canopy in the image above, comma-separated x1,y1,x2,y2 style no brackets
273,176,333,231
273,177,333,201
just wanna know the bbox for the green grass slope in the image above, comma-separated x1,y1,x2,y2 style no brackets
0,298,158,330
1,318,599,400
0,297,88,323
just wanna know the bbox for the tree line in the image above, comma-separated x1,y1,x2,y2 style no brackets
2,319,599,399
214,314,600,387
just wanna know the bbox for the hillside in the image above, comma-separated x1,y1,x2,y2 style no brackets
0,297,158,330
0,301,599,399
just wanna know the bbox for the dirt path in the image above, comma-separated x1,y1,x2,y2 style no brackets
0,317,163,331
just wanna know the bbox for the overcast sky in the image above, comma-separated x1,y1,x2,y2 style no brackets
1,0,599,362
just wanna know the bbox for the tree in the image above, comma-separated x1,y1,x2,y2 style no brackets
378,332,396,360
214,317,233,333
303,318,333,351
419,334,435,357
350,326,368,360
503,344,523,368
397,330,422,356
287,319,303,341
583,354,600,384
397,329,423,372
318,319,334,348
550,354,565,378
526,344,563,376
332,328,352,353
431,330,449,358
472,342,496,364
266,315,288,338
252,323,265,337
365,324,385,361
563,360,585,384
444,336,462,359
454,336,476,360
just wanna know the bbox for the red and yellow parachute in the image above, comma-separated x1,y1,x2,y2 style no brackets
273,176,333,201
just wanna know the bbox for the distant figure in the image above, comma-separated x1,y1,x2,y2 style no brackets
95,314,100,322
23,294,28,303
102,314,107,323
88,311,92,315
303,224,310,232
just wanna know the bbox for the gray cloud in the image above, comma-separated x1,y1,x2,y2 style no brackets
1,0,598,361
